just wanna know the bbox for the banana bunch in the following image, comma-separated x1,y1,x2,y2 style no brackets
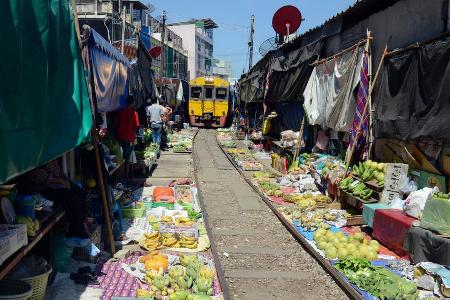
160,216,174,224
142,231,161,250
174,217,196,227
137,288,154,298
16,215,39,237
162,233,180,248
179,236,198,249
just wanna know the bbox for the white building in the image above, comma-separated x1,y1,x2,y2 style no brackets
167,19,217,80
212,59,233,81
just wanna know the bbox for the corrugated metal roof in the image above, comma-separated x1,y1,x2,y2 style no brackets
282,0,401,50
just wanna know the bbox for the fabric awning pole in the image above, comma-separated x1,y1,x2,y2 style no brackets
70,0,116,255
312,38,371,67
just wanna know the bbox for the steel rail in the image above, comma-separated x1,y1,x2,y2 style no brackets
215,132,363,300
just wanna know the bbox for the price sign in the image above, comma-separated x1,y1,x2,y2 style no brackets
380,163,409,204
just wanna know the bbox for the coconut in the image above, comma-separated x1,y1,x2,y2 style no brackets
317,240,329,250
346,243,357,253
335,231,345,239
325,231,335,241
325,246,337,259
353,232,365,242
338,236,349,244
359,244,369,258
337,248,349,260
313,231,324,241
366,250,378,260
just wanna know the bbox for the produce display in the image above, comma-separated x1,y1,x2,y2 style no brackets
352,160,386,185
137,252,216,299
169,133,194,153
140,231,199,250
339,177,374,200
335,258,418,300
216,130,448,299
314,229,381,260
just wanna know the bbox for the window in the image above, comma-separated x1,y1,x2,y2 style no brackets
216,88,227,100
205,87,213,99
191,87,202,99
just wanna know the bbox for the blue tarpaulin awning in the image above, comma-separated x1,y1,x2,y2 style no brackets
82,26,130,112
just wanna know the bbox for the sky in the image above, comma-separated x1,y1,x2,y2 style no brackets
148,0,356,78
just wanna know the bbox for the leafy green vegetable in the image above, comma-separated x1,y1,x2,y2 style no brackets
335,257,418,300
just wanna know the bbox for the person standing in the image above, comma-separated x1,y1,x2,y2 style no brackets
160,102,172,151
117,95,140,179
146,97,165,146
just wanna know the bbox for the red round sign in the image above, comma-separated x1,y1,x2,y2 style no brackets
148,46,162,58
272,5,302,36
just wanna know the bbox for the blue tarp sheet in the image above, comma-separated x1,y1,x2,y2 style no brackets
85,27,129,112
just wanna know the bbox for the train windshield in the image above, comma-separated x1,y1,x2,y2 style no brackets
216,88,227,100
191,87,202,99
205,87,214,99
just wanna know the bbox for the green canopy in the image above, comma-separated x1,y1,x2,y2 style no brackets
0,0,92,183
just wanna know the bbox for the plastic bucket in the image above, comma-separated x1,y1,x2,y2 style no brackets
14,196,35,220
52,234,73,273
0,279,32,300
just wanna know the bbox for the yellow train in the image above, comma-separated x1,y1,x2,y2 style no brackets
188,76,232,128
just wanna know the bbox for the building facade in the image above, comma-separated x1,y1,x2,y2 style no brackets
212,59,232,81
75,1,188,81
167,19,217,80
150,16,189,81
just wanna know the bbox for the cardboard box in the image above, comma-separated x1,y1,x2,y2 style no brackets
410,169,447,193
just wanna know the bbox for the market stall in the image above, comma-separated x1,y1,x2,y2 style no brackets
216,129,450,299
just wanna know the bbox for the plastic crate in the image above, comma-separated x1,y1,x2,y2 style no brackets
0,224,28,266
121,202,145,218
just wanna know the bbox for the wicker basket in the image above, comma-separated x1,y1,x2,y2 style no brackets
21,265,52,300
0,279,32,300
121,202,145,218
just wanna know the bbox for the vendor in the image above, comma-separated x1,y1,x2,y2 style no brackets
117,95,140,179
161,101,172,151
17,159,88,239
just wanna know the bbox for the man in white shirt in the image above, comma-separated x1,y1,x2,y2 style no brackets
146,97,165,146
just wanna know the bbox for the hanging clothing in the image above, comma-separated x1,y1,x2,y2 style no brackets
303,45,364,132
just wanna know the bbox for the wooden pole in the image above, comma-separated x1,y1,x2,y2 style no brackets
70,1,116,255
92,132,116,255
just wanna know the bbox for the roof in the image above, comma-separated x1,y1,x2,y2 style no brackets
82,25,130,65
120,0,149,10
168,18,218,29
289,0,400,46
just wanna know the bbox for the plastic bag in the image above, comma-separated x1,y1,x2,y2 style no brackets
420,194,450,235
404,187,434,219
400,178,418,195
390,196,405,210
8,255,48,278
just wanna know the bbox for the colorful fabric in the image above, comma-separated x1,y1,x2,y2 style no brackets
348,49,370,159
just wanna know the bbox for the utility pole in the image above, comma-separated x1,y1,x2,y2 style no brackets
248,15,255,71
159,10,167,97
120,1,125,54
